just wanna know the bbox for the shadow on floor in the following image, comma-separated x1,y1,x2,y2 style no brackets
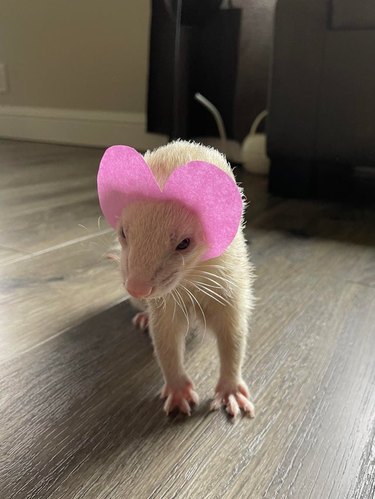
237,169,375,249
2,300,217,497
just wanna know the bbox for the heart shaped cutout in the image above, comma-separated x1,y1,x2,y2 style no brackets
97,145,243,260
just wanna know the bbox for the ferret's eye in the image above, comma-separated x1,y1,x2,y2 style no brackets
119,228,126,240
176,238,190,251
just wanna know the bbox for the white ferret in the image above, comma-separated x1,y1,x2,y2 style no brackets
117,141,255,418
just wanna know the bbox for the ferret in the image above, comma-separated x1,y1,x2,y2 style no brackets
117,141,255,418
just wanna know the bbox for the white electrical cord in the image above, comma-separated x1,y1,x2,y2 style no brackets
241,109,270,175
249,110,268,136
194,92,228,155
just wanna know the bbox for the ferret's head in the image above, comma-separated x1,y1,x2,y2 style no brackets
118,200,207,299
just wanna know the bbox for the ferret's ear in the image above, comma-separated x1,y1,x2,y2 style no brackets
163,161,243,260
97,145,160,228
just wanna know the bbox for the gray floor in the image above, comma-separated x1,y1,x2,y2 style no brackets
0,139,374,498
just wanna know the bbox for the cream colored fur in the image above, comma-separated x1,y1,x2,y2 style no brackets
119,140,255,418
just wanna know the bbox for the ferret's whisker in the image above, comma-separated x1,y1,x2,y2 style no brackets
180,283,200,319
163,296,167,308
190,274,223,289
191,281,231,307
187,280,223,305
181,283,207,337
194,285,227,307
198,284,232,305
197,270,240,288
192,274,237,299
173,292,185,318
179,291,191,335
174,288,190,333
178,289,189,321
180,284,196,316
152,297,162,310
170,290,177,321
78,223,88,230
155,296,162,310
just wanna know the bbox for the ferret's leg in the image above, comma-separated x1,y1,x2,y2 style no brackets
130,297,149,331
208,305,255,418
149,301,198,415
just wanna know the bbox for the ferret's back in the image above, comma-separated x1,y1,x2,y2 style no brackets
143,140,234,187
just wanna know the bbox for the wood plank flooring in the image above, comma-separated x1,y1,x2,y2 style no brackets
0,139,374,499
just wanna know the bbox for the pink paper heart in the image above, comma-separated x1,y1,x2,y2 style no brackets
97,145,243,260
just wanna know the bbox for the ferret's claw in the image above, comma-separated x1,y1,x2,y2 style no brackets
132,312,149,331
211,380,255,419
161,380,199,416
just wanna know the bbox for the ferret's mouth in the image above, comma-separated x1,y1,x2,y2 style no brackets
149,276,181,298
123,272,181,300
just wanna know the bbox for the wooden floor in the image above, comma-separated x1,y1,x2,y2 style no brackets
1,139,375,499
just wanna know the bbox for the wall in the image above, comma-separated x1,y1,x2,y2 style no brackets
0,0,149,112
0,0,166,150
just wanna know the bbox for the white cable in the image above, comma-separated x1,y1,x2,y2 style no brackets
194,92,228,155
249,110,268,136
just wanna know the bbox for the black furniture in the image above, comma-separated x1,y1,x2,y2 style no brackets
147,0,241,140
267,0,375,199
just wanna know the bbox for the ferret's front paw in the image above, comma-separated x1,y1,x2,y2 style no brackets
161,379,199,416
132,312,149,331
210,380,255,419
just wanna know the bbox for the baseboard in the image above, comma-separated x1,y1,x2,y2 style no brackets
0,106,168,151
0,105,242,161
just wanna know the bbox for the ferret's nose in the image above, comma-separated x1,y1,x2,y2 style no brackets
126,279,153,299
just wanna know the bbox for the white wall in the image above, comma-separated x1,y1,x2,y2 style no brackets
0,0,168,149
0,0,150,112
